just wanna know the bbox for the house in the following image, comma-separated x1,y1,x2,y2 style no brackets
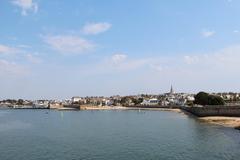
72,97,82,103
186,96,195,102
141,98,159,106
161,100,170,106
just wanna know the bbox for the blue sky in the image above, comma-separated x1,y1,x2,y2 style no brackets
1,0,240,99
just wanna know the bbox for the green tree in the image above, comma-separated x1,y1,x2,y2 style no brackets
194,92,209,105
120,97,128,105
194,92,225,105
208,95,225,105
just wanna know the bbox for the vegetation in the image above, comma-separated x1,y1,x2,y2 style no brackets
17,99,24,105
194,92,225,105
120,96,132,106
132,97,143,105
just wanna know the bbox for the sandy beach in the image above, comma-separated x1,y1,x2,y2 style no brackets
199,116,240,129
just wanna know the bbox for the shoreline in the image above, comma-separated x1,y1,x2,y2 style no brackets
80,106,183,113
199,116,240,129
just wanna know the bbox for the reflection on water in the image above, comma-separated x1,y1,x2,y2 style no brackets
0,109,239,160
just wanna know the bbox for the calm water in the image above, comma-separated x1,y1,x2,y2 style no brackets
0,109,240,160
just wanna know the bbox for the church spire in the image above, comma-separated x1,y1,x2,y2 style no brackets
170,85,174,94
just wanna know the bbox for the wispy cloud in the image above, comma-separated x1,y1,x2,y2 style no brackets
183,45,240,68
0,43,42,64
111,54,127,64
99,45,240,80
107,54,149,71
201,29,215,38
11,0,38,16
0,44,19,55
43,35,95,54
82,22,112,35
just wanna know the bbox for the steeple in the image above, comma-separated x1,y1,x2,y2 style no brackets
170,85,174,94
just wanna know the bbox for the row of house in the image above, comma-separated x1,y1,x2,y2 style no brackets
3,86,240,109
70,86,195,107
138,89,195,106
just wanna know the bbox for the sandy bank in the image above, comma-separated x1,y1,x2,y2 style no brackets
199,116,240,129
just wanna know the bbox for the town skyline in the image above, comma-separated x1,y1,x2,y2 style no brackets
1,0,240,99
1,85,239,101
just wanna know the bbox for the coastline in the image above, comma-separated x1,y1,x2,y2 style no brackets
199,116,240,129
80,106,183,113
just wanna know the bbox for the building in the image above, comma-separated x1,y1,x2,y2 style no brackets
170,85,174,95
141,98,159,106
72,97,82,103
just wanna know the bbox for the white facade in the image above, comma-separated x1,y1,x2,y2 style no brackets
187,96,195,102
141,98,159,105
72,97,82,103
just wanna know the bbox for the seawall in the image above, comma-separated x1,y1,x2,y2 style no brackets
128,105,180,109
182,105,240,117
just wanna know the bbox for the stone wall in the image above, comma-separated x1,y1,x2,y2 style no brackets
63,104,80,109
129,105,180,109
182,105,240,117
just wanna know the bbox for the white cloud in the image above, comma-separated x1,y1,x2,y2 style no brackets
201,30,215,38
0,44,42,65
105,54,150,71
82,22,112,35
103,45,240,91
77,53,150,75
43,35,95,54
183,45,240,67
111,54,127,64
12,0,38,16
115,59,148,71
0,44,18,55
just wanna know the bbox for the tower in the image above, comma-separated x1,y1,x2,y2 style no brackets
170,85,174,94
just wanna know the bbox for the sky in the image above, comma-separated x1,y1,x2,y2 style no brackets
1,0,240,99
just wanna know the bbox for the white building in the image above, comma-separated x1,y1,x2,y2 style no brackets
141,98,159,106
72,97,82,103
186,96,195,102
